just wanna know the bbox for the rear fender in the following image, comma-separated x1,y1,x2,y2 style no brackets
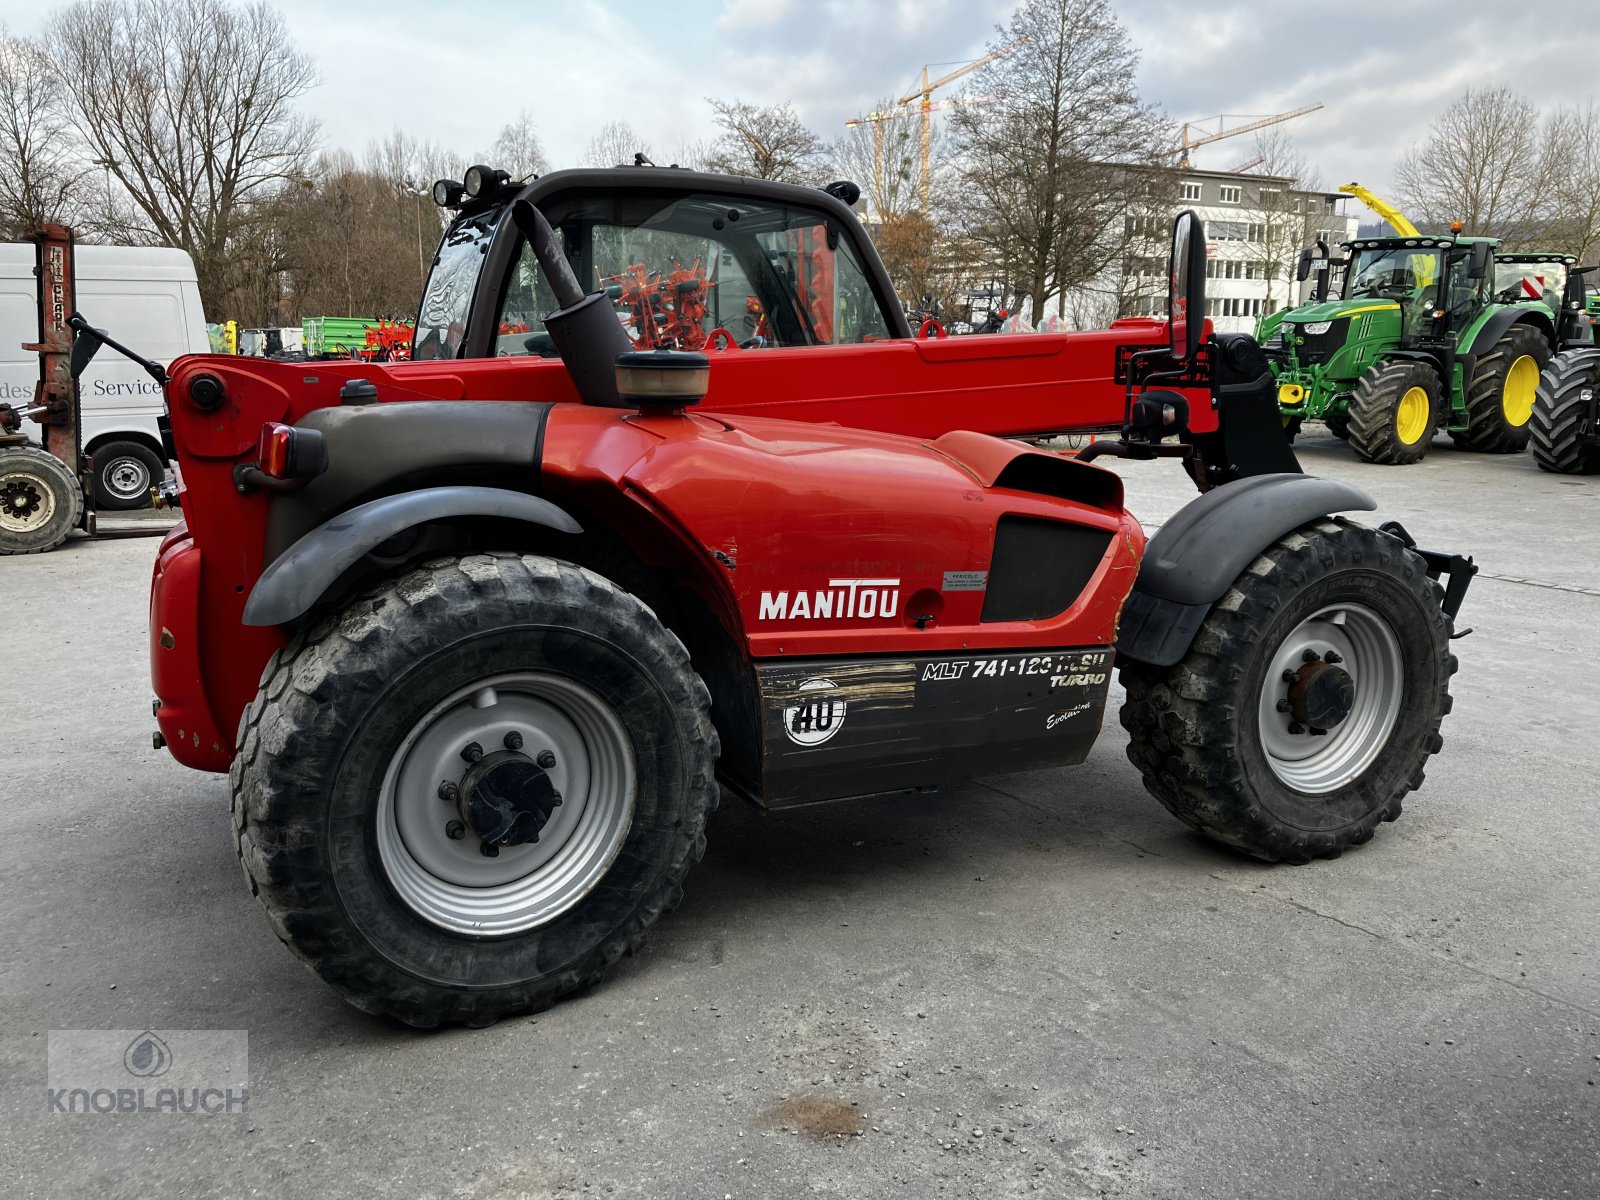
1116,473,1375,667
241,486,581,627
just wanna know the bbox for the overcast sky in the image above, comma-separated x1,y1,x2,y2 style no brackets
6,0,1599,223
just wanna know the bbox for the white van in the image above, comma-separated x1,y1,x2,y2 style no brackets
1,243,209,508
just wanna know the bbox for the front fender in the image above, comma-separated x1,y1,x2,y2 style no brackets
1116,473,1375,666
242,485,581,627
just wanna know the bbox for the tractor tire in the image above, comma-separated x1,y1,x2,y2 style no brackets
1119,518,1455,863
1323,412,1350,440
1452,324,1549,453
91,439,164,510
231,552,719,1027
1346,361,1440,464
1530,347,1600,475
0,445,83,555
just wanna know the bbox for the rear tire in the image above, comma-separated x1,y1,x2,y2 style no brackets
91,439,163,509
1452,324,1549,453
1119,519,1455,863
0,445,82,555
232,552,719,1027
1347,361,1439,464
1530,348,1600,474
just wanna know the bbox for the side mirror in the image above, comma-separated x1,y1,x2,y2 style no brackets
1469,242,1491,280
68,315,105,378
1295,248,1314,283
1167,210,1207,362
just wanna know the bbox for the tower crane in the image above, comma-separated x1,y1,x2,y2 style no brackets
846,38,1026,213
1168,103,1324,168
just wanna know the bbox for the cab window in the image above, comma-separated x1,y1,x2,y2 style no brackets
494,190,894,357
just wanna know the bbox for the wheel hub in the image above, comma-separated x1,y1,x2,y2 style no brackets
1286,658,1355,731
456,749,562,846
3,478,43,520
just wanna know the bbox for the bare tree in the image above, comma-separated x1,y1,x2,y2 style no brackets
702,99,830,183
0,29,87,239
832,100,924,221
1541,103,1600,261
490,110,549,179
1395,87,1551,244
46,0,318,310
1250,128,1318,312
582,121,651,168
948,0,1170,324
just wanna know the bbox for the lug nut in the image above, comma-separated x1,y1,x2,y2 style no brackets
480,841,499,858
445,820,466,840
503,730,523,751
1287,721,1305,735
1309,727,1328,736
460,741,483,763
536,750,557,769
438,781,460,803
551,791,563,807
1282,669,1297,684
1324,650,1343,665
1276,699,1291,713
1301,649,1321,663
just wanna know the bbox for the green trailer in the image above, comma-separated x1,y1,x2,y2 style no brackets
1259,234,1586,464
302,316,378,357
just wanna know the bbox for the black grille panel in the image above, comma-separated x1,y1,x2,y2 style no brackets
981,516,1113,623
1287,318,1348,366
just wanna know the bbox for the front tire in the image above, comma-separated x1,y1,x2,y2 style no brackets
1453,324,1549,453
91,439,164,509
1530,348,1600,474
1347,361,1440,464
1119,519,1455,863
232,553,719,1026
0,445,82,555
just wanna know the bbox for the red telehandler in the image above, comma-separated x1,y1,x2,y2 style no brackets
69,165,1474,1027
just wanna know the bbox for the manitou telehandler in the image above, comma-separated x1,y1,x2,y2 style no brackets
73,165,1475,1027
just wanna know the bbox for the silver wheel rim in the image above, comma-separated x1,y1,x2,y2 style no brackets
0,468,55,533
104,456,150,500
376,672,636,936
1257,603,1404,795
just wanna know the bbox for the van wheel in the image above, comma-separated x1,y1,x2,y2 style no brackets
91,440,164,509
0,446,82,555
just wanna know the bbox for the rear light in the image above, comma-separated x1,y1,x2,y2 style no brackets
240,421,327,489
257,422,327,479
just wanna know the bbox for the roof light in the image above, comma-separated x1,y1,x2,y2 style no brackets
432,178,464,208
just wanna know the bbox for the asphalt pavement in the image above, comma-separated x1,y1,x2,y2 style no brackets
1,431,1596,1199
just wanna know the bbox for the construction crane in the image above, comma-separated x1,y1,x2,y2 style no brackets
1169,103,1324,168
887,38,1026,211
846,97,966,219
1337,182,1418,238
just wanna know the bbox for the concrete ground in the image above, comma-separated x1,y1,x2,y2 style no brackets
1,432,1596,1199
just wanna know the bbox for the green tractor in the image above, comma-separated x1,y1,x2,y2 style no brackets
1259,234,1578,464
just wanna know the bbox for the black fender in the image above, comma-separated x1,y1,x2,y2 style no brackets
1115,473,1375,667
1466,307,1555,357
242,485,581,627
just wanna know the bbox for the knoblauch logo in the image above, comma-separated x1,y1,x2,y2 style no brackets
758,578,901,622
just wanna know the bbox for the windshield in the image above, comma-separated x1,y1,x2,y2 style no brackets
1494,261,1565,306
495,189,895,358
413,208,501,360
1344,246,1444,302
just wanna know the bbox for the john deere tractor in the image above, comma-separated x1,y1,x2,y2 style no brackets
1259,234,1571,464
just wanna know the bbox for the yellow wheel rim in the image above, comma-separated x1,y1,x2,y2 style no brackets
1396,386,1430,445
1502,354,1538,427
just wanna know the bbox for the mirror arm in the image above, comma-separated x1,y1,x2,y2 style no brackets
67,312,168,385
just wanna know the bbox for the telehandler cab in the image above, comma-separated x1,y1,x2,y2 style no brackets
74,165,1475,1027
